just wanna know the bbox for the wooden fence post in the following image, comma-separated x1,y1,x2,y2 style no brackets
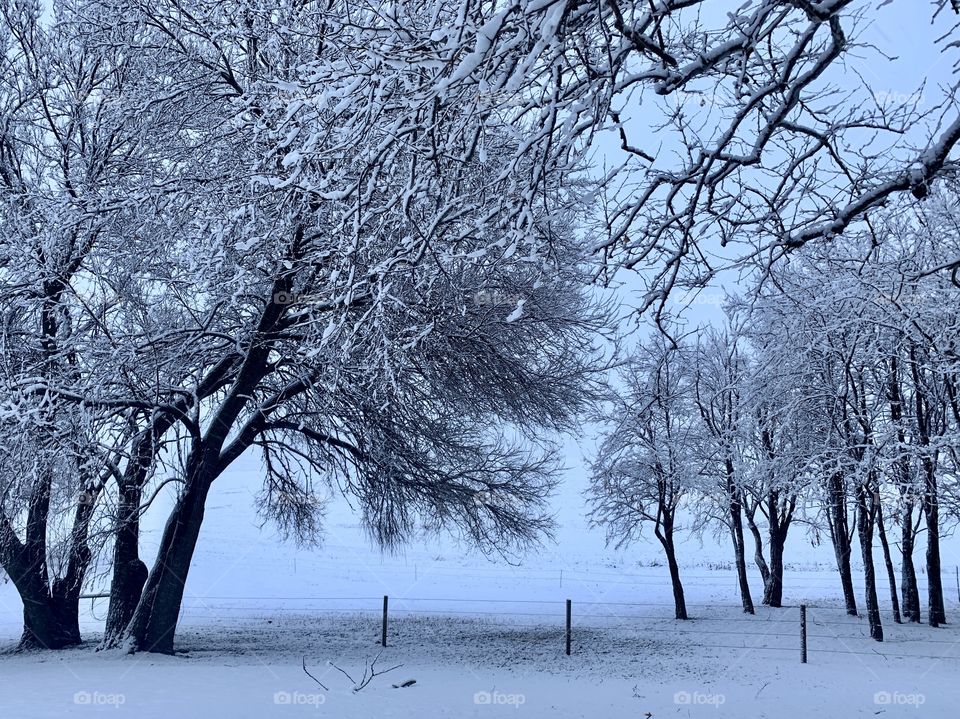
800,604,807,664
382,595,389,647
565,599,572,656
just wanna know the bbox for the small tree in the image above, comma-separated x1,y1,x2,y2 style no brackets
588,335,701,620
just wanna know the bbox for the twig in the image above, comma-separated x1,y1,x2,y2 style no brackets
328,650,404,693
302,656,328,691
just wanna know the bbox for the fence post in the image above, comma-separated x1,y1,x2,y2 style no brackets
565,599,572,656
382,595,389,648
800,604,807,664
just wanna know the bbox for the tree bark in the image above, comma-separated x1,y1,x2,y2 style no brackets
765,530,786,607
660,531,688,620
19,594,80,650
875,502,901,624
886,355,920,622
856,486,883,641
900,500,921,622
1,478,97,650
725,462,753,614
729,497,754,614
826,472,858,616
103,482,148,647
744,509,771,596
922,459,946,627
122,479,212,654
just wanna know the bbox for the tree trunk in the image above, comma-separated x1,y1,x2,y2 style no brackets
724,465,754,614
765,531,785,607
102,483,148,647
9,555,83,650
19,594,80,650
875,503,901,624
856,487,883,641
1,483,97,650
657,514,687,621
826,472,858,616
901,500,921,622
122,480,212,654
729,497,754,614
888,356,920,622
922,460,946,627
663,539,687,620
744,510,771,596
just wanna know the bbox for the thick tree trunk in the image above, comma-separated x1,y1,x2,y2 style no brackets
901,501,921,622
857,488,883,642
1,483,97,650
122,480,212,654
908,350,947,627
19,594,80,650
8,561,83,650
832,532,858,617
102,483,148,647
875,503,901,624
765,531,785,607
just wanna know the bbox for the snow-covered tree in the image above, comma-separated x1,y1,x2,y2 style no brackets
588,334,702,620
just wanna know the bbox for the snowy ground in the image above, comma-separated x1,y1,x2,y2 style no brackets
1,599,957,718
2,469,959,717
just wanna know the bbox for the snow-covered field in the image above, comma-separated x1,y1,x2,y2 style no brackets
2,474,959,718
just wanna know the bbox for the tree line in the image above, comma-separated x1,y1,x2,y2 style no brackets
589,193,960,641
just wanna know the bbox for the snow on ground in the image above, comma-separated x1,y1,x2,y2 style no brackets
1,463,959,717
1,603,957,718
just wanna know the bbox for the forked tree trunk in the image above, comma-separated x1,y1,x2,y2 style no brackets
901,501,921,623
725,463,754,614
856,487,883,642
122,480,212,654
908,350,946,627
729,501,754,614
887,357,920,623
744,510,771,598
2,483,98,650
